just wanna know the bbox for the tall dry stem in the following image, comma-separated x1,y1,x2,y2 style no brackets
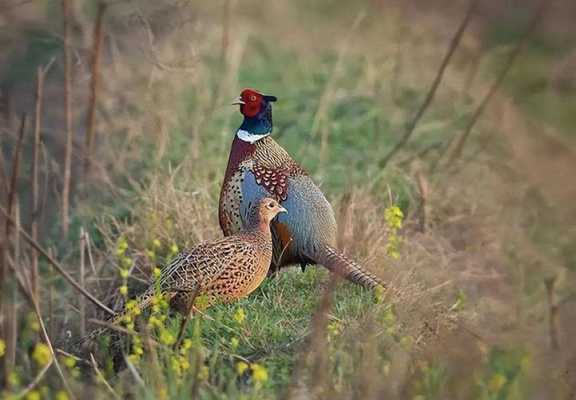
84,2,106,174
31,66,46,299
379,0,479,168
61,0,74,238
445,0,549,165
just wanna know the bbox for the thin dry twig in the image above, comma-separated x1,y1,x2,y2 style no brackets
90,353,121,400
416,169,429,233
31,65,48,300
544,277,560,350
62,0,74,238
14,358,54,399
30,290,76,400
379,0,479,169
445,0,549,166
1,114,26,382
0,205,115,316
84,2,107,173
284,276,338,400
79,227,87,336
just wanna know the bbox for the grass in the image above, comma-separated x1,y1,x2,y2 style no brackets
1,0,576,399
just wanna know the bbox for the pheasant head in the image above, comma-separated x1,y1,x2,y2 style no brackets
233,88,277,140
245,197,287,231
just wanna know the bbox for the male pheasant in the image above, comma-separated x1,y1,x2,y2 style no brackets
219,88,385,288
78,198,286,350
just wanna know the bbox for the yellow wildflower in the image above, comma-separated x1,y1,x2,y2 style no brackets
32,342,52,367
119,285,128,296
55,391,70,400
252,363,268,384
170,243,179,254
198,365,209,381
8,371,20,386
25,390,41,400
182,339,193,352
159,329,175,346
121,256,132,268
63,356,76,369
0,339,5,357
180,357,190,371
27,312,40,332
153,267,162,278
152,239,161,248
230,337,239,351
236,361,249,375
120,269,129,279
488,373,507,393
233,308,246,324
145,249,156,260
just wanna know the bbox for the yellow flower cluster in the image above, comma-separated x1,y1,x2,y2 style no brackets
32,342,51,367
233,307,246,324
0,339,5,358
62,355,80,378
235,361,268,388
384,205,404,259
170,338,194,379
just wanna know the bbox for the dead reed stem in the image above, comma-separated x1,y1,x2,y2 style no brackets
84,2,107,174
79,227,87,336
62,0,74,238
30,287,76,399
544,277,560,350
14,358,54,399
1,114,26,384
379,0,479,169
221,0,231,64
90,353,121,400
0,205,115,316
416,169,429,233
31,66,46,300
445,0,549,166
284,276,337,400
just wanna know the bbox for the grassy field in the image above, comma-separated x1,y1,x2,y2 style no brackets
1,0,575,399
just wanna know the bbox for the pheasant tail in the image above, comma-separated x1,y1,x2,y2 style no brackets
309,244,385,289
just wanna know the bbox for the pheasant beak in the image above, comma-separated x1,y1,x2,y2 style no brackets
278,206,288,214
231,97,245,105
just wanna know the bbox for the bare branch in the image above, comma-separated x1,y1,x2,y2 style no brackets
0,205,115,317
379,0,479,169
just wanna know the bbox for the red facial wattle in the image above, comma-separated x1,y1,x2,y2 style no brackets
240,89,263,118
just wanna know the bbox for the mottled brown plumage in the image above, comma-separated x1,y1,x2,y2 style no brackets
138,197,285,313
76,198,285,352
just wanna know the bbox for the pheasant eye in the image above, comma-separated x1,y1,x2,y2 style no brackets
250,95,257,101
268,202,275,208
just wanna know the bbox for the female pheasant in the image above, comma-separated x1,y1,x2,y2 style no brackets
78,198,285,350
219,88,385,288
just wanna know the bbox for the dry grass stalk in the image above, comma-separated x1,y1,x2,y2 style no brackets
31,66,47,300
0,205,115,316
284,276,337,400
61,0,74,238
379,0,479,169
29,285,76,399
48,248,55,339
221,0,231,64
544,276,560,350
14,358,54,399
1,114,26,384
79,227,87,336
445,0,549,166
416,169,429,233
90,353,121,400
84,2,107,174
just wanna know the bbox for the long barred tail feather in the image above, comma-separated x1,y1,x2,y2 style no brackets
310,243,388,290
